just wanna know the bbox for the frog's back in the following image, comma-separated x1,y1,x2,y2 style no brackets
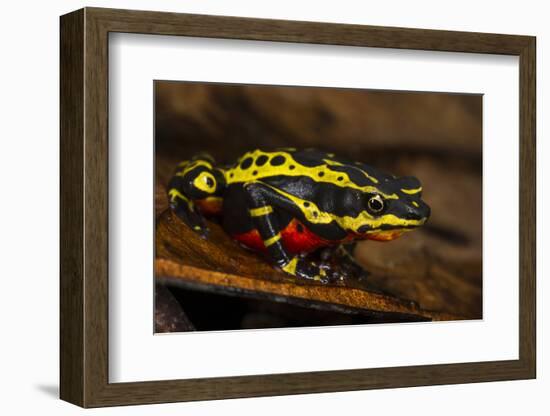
225,148,390,190
225,148,324,184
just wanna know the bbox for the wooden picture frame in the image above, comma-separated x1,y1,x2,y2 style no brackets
60,7,536,408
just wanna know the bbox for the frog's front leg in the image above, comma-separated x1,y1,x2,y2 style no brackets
243,182,333,283
317,243,369,282
167,187,209,238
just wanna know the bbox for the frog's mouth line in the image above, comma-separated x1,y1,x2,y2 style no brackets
363,222,425,241
365,230,407,241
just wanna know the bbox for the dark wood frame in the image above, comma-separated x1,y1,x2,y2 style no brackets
60,7,536,408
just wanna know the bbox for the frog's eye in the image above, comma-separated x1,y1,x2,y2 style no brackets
366,194,385,215
193,171,216,193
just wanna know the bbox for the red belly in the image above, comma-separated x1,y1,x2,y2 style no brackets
232,219,332,255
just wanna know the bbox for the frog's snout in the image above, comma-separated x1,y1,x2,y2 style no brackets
404,200,430,222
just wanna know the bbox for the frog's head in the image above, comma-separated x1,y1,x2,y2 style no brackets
357,175,431,241
172,155,225,200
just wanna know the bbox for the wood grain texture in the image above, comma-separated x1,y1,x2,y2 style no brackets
87,360,530,407
59,7,536,408
59,9,84,406
81,7,111,406
89,7,532,54
518,38,536,376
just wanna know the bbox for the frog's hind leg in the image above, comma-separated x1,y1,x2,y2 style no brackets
242,181,333,283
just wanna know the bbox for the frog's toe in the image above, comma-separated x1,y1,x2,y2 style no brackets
279,257,338,284
171,204,209,238
189,215,209,238
293,259,330,284
192,224,210,239
317,262,346,284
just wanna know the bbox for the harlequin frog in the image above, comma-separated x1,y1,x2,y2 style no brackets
168,148,430,283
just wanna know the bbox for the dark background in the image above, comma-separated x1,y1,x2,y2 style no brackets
154,81,482,330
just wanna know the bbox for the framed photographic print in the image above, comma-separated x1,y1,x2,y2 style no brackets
60,7,536,407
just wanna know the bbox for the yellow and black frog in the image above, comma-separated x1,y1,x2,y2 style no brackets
168,148,430,283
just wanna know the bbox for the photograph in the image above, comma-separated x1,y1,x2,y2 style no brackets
154,81,483,332
55,5,537,409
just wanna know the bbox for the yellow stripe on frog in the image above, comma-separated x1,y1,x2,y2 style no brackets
225,150,396,199
401,187,422,195
264,234,281,247
249,206,273,217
